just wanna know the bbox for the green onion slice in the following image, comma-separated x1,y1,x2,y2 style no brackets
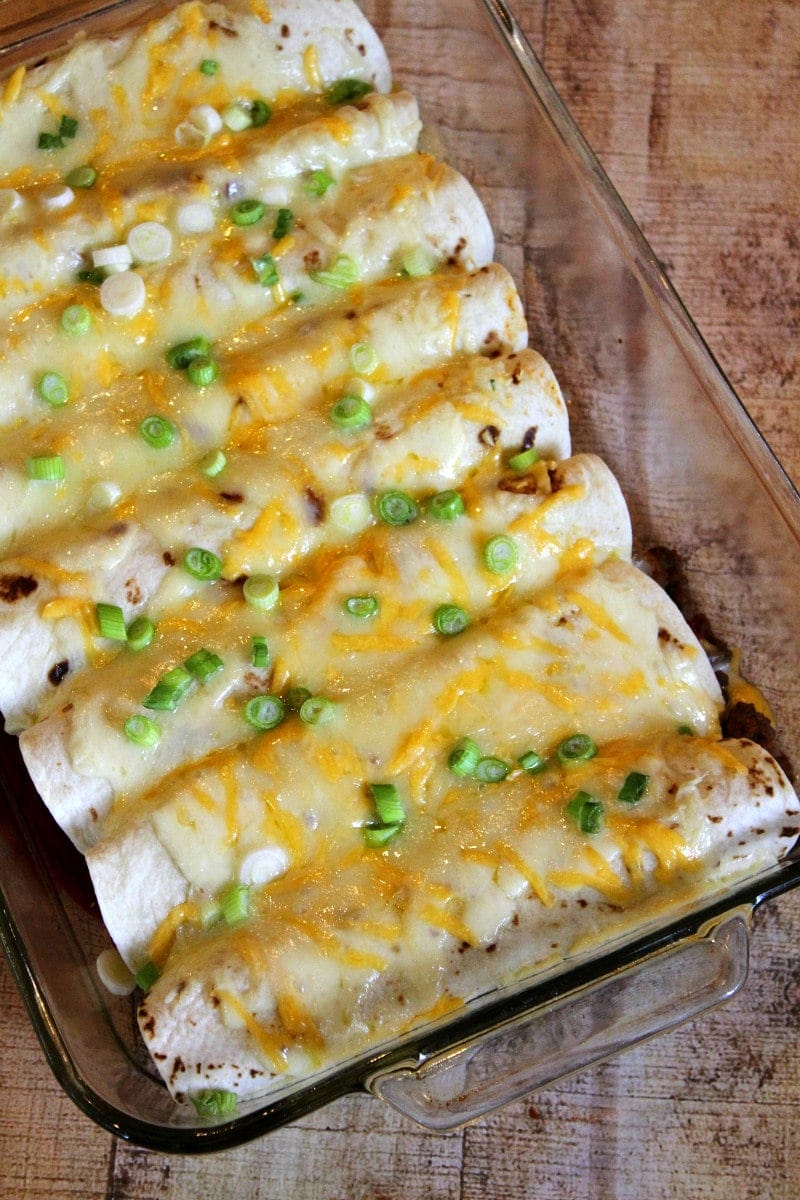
60,304,92,337
65,165,97,188
343,594,379,618
677,724,695,736
96,601,127,641
134,959,160,990
231,198,265,226
251,252,279,287
401,245,436,277
243,574,279,611
428,490,465,521
299,695,336,726
369,782,405,826
474,756,509,784
220,883,251,926
284,685,312,711
557,733,597,764
185,648,224,684
617,771,649,805
432,603,469,637
483,534,519,575
377,490,419,526
166,336,211,370
363,823,401,848
199,58,219,75
271,207,294,239
36,371,69,407
518,749,546,775
304,169,334,197
139,414,177,449
251,636,269,669
244,693,285,730
448,737,481,777
187,355,219,387
191,1090,237,1118
250,98,271,126
508,447,540,472
308,254,359,289
77,267,106,285
142,665,194,712
38,132,64,150
183,547,222,581
26,454,65,481
59,115,78,139
330,393,372,430
326,78,374,105
124,714,161,748
565,790,604,834
126,615,155,651
199,448,227,477
349,341,377,374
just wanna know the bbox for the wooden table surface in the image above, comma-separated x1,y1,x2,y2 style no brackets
1,1,798,1196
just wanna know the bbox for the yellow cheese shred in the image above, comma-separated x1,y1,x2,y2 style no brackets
148,901,200,966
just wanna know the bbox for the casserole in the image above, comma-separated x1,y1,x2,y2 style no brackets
1,0,799,1150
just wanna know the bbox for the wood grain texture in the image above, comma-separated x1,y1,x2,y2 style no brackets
1,1,799,1197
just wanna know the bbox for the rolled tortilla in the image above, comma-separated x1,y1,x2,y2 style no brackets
24,469,635,853
134,734,799,1102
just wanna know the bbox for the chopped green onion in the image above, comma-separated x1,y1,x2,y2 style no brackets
191,1089,237,1118
309,253,359,288
96,601,127,641
299,695,336,726
474,756,509,784
59,115,78,139
557,733,597,764
221,102,251,131
126,615,155,651
243,573,279,611
369,782,405,826
36,371,69,407
363,822,401,848
284,685,312,711
220,883,251,926
304,169,334,197
134,959,160,990
231,198,265,226
77,266,106,285
166,336,211,369
183,547,223,581
184,648,224,684
565,790,604,834
124,714,161,748
65,165,97,188
244,693,285,730
428,490,465,521
139,414,177,449
401,245,436,277
251,252,279,286
199,58,219,75
289,289,306,304
432,603,469,637
508,447,540,472
251,636,269,669
26,454,65,481
483,534,519,575
272,207,294,239
187,355,219,387
343,594,379,618
617,771,649,805
518,750,546,774
377,490,419,526
199,448,227,477
326,78,374,105
330,393,372,430
249,98,271,126
198,899,222,930
448,737,481,777
38,132,64,150
142,665,194,712
60,304,92,337
677,724,695,736
348,341,377,374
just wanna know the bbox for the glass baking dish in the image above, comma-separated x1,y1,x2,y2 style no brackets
1,0,799,1153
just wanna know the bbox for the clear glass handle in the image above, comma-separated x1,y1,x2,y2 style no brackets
369,911,750,1131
